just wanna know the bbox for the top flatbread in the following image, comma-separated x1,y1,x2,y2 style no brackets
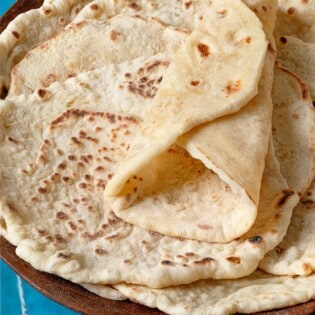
105,0,267,199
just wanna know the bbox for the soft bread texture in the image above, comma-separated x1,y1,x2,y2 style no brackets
259,65,315,275
105,0,267,198
276,35,315,101
115,271,315,315
271,64,315,194
81,283,126,301
275,0,315,42
0,0,93,98
260,181,315,275
9,15,187,96
71,0,212,30
105,0,276,242
109,51,274,242
0,89,298,287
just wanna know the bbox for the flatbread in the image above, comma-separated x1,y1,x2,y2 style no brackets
271,64,315,194
276,35,315,101
258,64,315,275
105,0,267,199
104,0,276,242
109,51,274,242
8,15,187,96
81,284,126,301
115,271,315,315
0,86,298,288
259,181,315,275
0,0,93,99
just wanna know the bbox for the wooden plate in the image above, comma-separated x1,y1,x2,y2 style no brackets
1,2,314,315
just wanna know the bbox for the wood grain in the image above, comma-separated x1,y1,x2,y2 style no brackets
0,2,314,315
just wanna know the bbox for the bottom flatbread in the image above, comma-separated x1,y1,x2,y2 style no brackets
114,271,315,315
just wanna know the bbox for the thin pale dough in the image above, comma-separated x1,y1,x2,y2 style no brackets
105,0,267,197
8,15,187,96
0,91,298,288
0,0,93,98
115,271,315,315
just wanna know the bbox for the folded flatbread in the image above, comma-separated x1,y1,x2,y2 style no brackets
105,0,267,200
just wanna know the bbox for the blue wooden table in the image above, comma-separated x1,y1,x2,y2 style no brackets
0,1,79,314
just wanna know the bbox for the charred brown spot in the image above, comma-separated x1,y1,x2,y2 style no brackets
90,3,99,10
280,36,287,44
287,7,296,15
262,5,267,11
185,252,196,257
58,162,67,170
194,257,214,265
37,89,48,99
197,43,210,57
225,80,241,94
86,136,99,143
226,256,241,264
79,183,87,189
84,174,93,181
301,198,314,205
11,31,20,39
245,36,252,44
190,81,200,86
95,248,107,255
62,176,70,182
161,260,174,266
110,30,121,41
38,187,47,194
71,137,82,145
1,85,8,99
45,235,53,242
124,259,131,264
185,1,192,9
96,180,107,190
56,212,68,220
105,233,119,240
248,236,262,243
68,155,76,161
95,127,103,132
124,73,131,78
95,166,105,172
57,149,64,156
128,2,140,10
44,8,52,15
277,190,294,207
57,253,71,259
7,137,19,144
68,221,77,231
55,234,65,242
197,224,210,230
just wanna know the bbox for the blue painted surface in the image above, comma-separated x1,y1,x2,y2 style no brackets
1,260,79,315
0,0,79,313
0,0,16,17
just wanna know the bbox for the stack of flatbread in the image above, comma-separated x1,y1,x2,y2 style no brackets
0,0,314,314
